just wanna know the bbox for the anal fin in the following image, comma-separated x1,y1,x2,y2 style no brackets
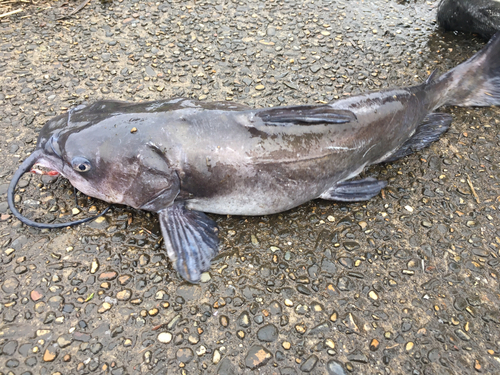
159,202,219,283
320,177,387,202
382,113,452,163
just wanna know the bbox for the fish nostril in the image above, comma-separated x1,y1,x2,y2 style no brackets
48,134,62,158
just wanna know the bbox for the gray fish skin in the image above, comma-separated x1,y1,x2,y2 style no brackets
13,32,500,283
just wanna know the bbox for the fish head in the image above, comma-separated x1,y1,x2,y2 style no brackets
33,107,180,211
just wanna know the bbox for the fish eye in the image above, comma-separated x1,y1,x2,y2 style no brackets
71,157,92,173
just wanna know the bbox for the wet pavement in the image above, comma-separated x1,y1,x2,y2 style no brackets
1,0,500,374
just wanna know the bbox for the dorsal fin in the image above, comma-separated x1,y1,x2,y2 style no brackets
256,105,357,126
425,69,440,84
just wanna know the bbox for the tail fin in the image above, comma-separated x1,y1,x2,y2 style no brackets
435,31,500,107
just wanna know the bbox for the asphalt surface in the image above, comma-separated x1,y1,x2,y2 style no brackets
1,0,500,374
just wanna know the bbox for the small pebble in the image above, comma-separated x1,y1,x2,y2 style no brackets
244,345,272,370
325,339,335,349
176,348,194,363
200,272,211,282
257,324,278,342
90,259,99,274
98,302,112,313
475,359,482,372
116,290,131,301
158,332,172,344
213,349,221,364
196,346,206,356
370,339,379,351
295,323,307,334
368,291,379,300
43,345,58,362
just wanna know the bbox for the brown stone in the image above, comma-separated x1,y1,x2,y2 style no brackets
43,345,58,362
370,339,380,351
98,302,112,313
475,359,482,372
116,289,131,301
118,275,132,285
245,345,272,370
98,271,117,281
295,323,307,334
31,289,44,301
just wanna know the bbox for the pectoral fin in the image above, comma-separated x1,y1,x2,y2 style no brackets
159,203,219,283
320,177,387,202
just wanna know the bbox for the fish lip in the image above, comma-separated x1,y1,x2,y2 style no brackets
31,163,60,176
31,157,64,178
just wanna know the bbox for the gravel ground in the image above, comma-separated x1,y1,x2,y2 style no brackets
1,0,500,374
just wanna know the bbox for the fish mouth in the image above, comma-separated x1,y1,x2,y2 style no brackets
7,150,110,229
30,147,65,177
31,163,60,176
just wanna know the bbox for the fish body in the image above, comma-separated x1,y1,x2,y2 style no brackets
9,33,500,282
32,82,448,216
